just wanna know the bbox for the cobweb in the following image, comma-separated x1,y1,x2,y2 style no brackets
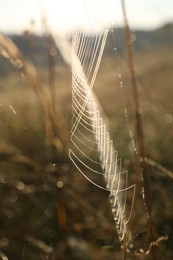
68,1,136,242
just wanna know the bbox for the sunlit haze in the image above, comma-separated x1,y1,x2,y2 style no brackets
0,0,173,35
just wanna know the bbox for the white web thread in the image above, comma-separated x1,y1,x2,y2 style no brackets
69,25,136,242
49,0,136,242
0,96,27,130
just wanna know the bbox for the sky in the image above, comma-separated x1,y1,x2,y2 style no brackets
0,0,173,35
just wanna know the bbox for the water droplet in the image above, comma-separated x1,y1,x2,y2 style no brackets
120,81,123,87
15,59,23,69
139,248,145,253
57,181,64,188
141,186,145,199
131,33,136,42
126,248,131,253
114,217,118,221
16,181,25,191
129,243,134,249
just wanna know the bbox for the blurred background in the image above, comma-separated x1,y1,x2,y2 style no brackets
0,0,173,259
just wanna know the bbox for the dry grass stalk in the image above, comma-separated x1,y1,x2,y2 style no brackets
121,0,157,259
0,33,68,154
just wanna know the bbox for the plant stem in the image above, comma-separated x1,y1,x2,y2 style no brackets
121,0,156,258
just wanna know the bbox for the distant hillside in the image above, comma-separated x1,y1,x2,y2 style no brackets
131,23,173,50
0,31,66,75
9,32,65,65
105,23,173,54
0,23,173,74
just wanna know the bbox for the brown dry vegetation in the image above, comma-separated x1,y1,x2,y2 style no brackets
0,28,173,259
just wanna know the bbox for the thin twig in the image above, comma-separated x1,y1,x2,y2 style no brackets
121,0,156,259
143,157,173,179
